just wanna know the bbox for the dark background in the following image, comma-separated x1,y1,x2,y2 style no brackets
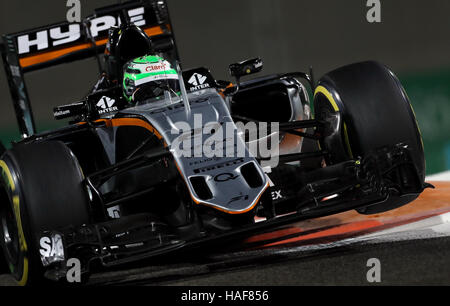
0,0,449,174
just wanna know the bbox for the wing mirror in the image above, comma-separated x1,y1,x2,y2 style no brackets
229,58,263,79
227,58,263,95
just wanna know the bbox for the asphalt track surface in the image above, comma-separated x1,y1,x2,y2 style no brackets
2,237,449,286
157,236,450,286
1,180,449,286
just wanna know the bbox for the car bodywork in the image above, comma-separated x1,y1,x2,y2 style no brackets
0,0,430,281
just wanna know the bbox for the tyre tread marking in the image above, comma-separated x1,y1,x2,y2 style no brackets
314,85,354,158
0,160,29,286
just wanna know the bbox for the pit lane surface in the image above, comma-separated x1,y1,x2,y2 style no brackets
0,180,449,286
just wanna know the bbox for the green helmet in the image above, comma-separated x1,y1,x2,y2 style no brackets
122,55,179,103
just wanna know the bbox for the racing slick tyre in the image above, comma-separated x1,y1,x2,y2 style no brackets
314,61,425,214
0,141,90,285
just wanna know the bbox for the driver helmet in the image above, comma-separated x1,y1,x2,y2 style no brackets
123,55,180,103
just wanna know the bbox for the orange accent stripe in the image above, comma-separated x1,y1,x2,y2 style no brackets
143,26,165,38
19,38,107,68
19,26,165,68
78,117,163,140
196,183,270,215
260,220,382,248
176,158,270,215
173,161,201,205
108,118,163,140
218,82,234,98
245,227,303,244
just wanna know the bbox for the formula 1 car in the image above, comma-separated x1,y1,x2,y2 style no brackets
0,0,430,285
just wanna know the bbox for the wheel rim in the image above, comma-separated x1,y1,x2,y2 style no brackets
0,200,20,266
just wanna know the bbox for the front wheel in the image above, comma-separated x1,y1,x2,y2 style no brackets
0,141,90,285
314,61,425,214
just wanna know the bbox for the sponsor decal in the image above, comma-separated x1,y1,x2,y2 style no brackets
192,158,245,174
214,172,239,182
17,6,146,55
271,189,283,201
228,194,249,204
188,73,210,91
96,96,118,114
39,234,65,266
145,63,168,72
54,109,71,117
188,157,220,166
107,205,121,219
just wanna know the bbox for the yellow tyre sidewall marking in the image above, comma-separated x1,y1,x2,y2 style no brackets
314,86,354,159
0,160,29,286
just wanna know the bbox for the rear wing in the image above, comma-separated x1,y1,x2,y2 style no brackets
1,0,179,138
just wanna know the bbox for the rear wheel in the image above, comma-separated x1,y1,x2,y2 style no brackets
0,141,90,285
314,61,425,214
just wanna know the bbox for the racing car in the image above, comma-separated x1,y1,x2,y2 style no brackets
0,0,430,285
